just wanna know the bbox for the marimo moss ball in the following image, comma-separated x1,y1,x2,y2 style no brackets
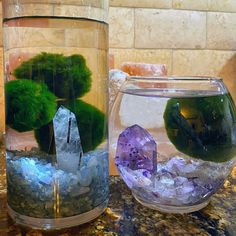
6,80,57,132
34,121,55,154
35,99,106,154
14,52,92,99
163,94,236,162
65,100,106,152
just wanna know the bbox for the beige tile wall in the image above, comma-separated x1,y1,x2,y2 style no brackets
108,0,236,175
0,0,236,134
109,0,236,103
135,9,206,49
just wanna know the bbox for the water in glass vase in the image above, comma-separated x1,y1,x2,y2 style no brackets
4,16,109,228
111,88,236,213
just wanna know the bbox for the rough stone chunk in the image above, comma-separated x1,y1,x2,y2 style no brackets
121,62,167,76
109,69,128,110
115,124,157,174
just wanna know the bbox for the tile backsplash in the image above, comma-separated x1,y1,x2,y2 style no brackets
0,0,236,133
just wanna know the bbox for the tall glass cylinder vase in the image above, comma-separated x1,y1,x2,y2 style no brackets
2,0,109,230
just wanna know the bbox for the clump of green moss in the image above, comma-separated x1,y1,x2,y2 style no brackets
35,99,106,154
62,99,106,152
14,52,92,99
164,94,236,162
9,52,105,153
34,121,55,154
5,80,57,132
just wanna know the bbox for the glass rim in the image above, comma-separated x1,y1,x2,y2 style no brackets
126,75,223,82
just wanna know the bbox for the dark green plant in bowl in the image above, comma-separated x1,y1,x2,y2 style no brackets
164,95,236,162
14,52,92,100
5,79,56,132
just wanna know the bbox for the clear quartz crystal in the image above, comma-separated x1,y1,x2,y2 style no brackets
53,106,83,173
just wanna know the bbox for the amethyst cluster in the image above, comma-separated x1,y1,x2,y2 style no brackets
115,125,231,206
115,125,157,173
115,124,157,174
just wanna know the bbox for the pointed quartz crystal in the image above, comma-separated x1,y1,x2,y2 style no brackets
115,124,157,174
53,106,83,173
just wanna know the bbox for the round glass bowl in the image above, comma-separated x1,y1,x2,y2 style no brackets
109,76,236,213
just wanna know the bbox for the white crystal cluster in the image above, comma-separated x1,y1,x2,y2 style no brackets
8,150,106,189
7,149,109,218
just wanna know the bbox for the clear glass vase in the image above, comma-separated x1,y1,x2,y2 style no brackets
109,76,236,213
3,0,109,230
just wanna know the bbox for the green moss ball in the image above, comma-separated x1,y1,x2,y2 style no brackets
163,94,236,162
6,80,57,132
35,99,106,154
13,52,92,99
34,121,55,154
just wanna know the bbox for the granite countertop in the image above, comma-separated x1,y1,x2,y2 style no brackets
1,151,236,236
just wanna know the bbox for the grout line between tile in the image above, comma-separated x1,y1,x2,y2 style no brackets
171,49,174,75
133,8,135,49
206,12,208,49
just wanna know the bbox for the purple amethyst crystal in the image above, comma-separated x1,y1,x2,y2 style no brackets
115,124,157,173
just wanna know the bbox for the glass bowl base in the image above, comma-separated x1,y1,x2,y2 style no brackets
7,199,108,230
133,193,210,214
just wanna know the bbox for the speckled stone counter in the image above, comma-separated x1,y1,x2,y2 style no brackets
1,150,236,236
